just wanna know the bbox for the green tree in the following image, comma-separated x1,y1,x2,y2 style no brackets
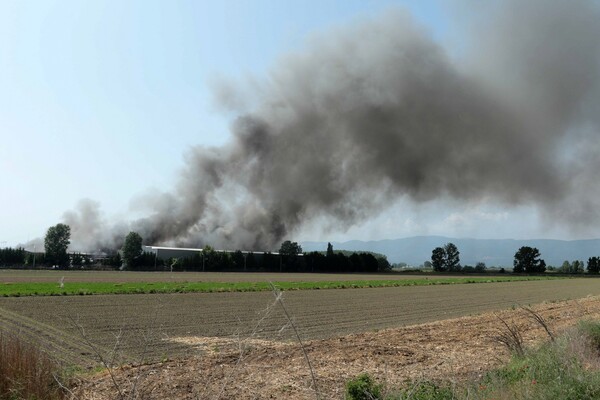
0,247,26,266
513,246,546,273
44,223,70,267
279,240,302,256
201,245,218,271
121,231,143,269
326,242,334,257
278,241,302,272
588,257,600,274
539,259,547,273
444,243,461,272
431,247,446,272
475,262,486,272
376,256,391,272
559,260,584,274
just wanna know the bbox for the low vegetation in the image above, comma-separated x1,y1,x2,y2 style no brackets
0,333,66,400
0,276,562,297
346,320,600,400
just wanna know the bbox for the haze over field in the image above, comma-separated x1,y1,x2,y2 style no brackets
2,1,600,252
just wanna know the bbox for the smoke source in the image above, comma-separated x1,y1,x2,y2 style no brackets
66,0,600,252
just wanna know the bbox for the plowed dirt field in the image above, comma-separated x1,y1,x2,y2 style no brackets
1,278,600,367
71,295,600,399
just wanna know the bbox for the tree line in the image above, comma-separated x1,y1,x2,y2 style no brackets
0,247,26,266
4,223,600,275
429,243,600,274
0,226,391,273
123,240,390,273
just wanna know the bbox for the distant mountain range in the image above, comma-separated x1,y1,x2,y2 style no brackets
301,236,600,267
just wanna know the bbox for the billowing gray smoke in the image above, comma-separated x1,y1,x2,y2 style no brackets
67,0,600,251
63,199,129,252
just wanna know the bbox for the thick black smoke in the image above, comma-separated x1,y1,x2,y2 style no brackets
67,0,600,251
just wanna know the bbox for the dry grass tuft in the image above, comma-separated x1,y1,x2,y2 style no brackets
0,332,66,400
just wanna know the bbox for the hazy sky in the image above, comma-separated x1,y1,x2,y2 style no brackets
1,1,598,249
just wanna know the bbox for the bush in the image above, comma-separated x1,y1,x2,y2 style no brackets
0,333,67,399
346,373,383,400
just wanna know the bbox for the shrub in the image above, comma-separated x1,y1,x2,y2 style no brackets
346,373,383,400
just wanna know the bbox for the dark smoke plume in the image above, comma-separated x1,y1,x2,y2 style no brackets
66,0,600,251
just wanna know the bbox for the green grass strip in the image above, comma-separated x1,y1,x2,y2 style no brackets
0,276,565,297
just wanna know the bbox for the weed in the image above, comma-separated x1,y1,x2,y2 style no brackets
579,320,600,350
347,316,600,400
494,314,525,356
481,331,600,400
346,373,383,400
0,332,67,400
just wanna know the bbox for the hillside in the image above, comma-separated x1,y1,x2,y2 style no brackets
302,236,600,267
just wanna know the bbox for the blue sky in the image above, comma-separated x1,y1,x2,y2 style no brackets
0,1,585,248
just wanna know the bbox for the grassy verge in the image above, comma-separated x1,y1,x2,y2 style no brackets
346,320,600,400
0,276,563,297
0,333,67,400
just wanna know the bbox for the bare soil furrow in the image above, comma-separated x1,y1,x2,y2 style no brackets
0,306,100,365
1,278,600,365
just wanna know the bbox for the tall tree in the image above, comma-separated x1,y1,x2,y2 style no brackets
121,231,143,269
513,246,546,273
559,260,584,274
201,245,217,271
588,257,600,274
444,243,461,272
279,240,302,272
326,242,334,257
431,247,446,272
44,223,70,267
